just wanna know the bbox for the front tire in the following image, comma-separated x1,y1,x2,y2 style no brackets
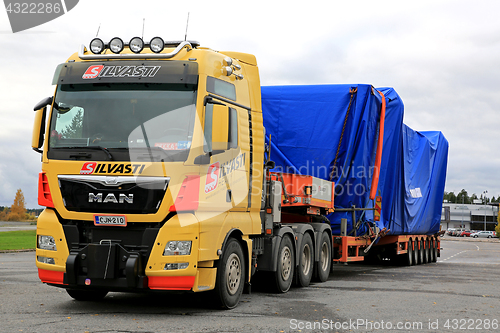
273,235,295,293
214,238,245,309
66,289,108,301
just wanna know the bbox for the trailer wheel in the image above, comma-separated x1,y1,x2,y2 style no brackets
418,238,424,264
405,239,413,266
431,238,438,262
214,238,245,309
409,239,416,265
423,238,430,264
273,235,295,293
66,289,108,301
313,231,332,282
296,233,314,287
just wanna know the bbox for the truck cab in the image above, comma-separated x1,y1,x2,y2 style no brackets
33,38,265,308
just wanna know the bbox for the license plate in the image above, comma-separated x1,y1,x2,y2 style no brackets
94,215,127,226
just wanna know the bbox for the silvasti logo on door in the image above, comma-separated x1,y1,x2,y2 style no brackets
3,1,79,33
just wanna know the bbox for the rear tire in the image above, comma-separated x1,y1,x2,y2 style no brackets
313,231,332,282
214,238,245,309
296,233,314,287
273,235,295,293
66,289,108,301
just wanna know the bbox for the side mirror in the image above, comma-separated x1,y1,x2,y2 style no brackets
32,97,52,153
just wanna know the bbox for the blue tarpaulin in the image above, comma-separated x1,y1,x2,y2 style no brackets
261,84,448,236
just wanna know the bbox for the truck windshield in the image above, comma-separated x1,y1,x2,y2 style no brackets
48,83,197,162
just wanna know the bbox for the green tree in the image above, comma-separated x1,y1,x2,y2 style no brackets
444,191,457,203
456,189,470,204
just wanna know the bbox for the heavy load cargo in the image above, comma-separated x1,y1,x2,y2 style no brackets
261,84,448,236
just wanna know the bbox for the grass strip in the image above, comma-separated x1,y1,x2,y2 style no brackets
0,230,36,250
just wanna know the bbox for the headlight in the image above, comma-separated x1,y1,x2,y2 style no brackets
37,256,55,265
129,37,144,53
37,235,57,251
109,37,124,54
163,241,192,256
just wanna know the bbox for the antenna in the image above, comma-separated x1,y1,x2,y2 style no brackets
184,12,190,41
142,18,145,39
95,23,101,37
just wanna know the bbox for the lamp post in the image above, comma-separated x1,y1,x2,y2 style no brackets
483,190,488,231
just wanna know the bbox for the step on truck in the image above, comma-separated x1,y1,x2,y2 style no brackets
32,37,448,309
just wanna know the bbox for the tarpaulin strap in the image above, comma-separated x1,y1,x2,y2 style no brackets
369,89,386,200
329,87,357,181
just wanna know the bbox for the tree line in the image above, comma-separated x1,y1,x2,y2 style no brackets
443,189,497,204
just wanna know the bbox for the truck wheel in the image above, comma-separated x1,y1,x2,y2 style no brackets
273,235,295,293
66,289,108,301
314,231,332,282
214,238,245,309
296,233,314,287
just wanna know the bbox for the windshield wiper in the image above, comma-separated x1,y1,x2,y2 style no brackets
53,146,114,160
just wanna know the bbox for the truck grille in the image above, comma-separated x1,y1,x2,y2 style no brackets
58,175,170,214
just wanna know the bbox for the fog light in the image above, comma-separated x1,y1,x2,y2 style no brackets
164,262,189,270
129,37,144,53
149,37,164,53
90,38,104,54
109,37,124,54
37,256,55,265
163,241,192,256
37,235,57,251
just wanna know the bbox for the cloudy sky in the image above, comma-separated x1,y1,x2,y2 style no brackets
0,0,499,208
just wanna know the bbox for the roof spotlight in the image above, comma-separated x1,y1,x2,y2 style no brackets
149,37,165,53
109,37,124,54
89,38,105,54
129,37,144,53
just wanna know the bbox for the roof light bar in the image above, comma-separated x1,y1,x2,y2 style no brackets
81,39,200,60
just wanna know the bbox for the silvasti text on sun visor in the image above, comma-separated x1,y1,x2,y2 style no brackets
51,61,199,85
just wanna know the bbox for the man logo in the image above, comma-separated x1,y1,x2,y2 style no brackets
205,162,220,193
82,65,104,79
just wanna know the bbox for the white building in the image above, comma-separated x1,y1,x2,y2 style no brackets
441,202,498,231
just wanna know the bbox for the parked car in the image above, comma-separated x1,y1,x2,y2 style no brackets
471,231,496,238
460,230,472,237
453,228,465,236
446,228,455,236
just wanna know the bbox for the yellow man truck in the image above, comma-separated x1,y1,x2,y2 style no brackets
32,37,447,309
